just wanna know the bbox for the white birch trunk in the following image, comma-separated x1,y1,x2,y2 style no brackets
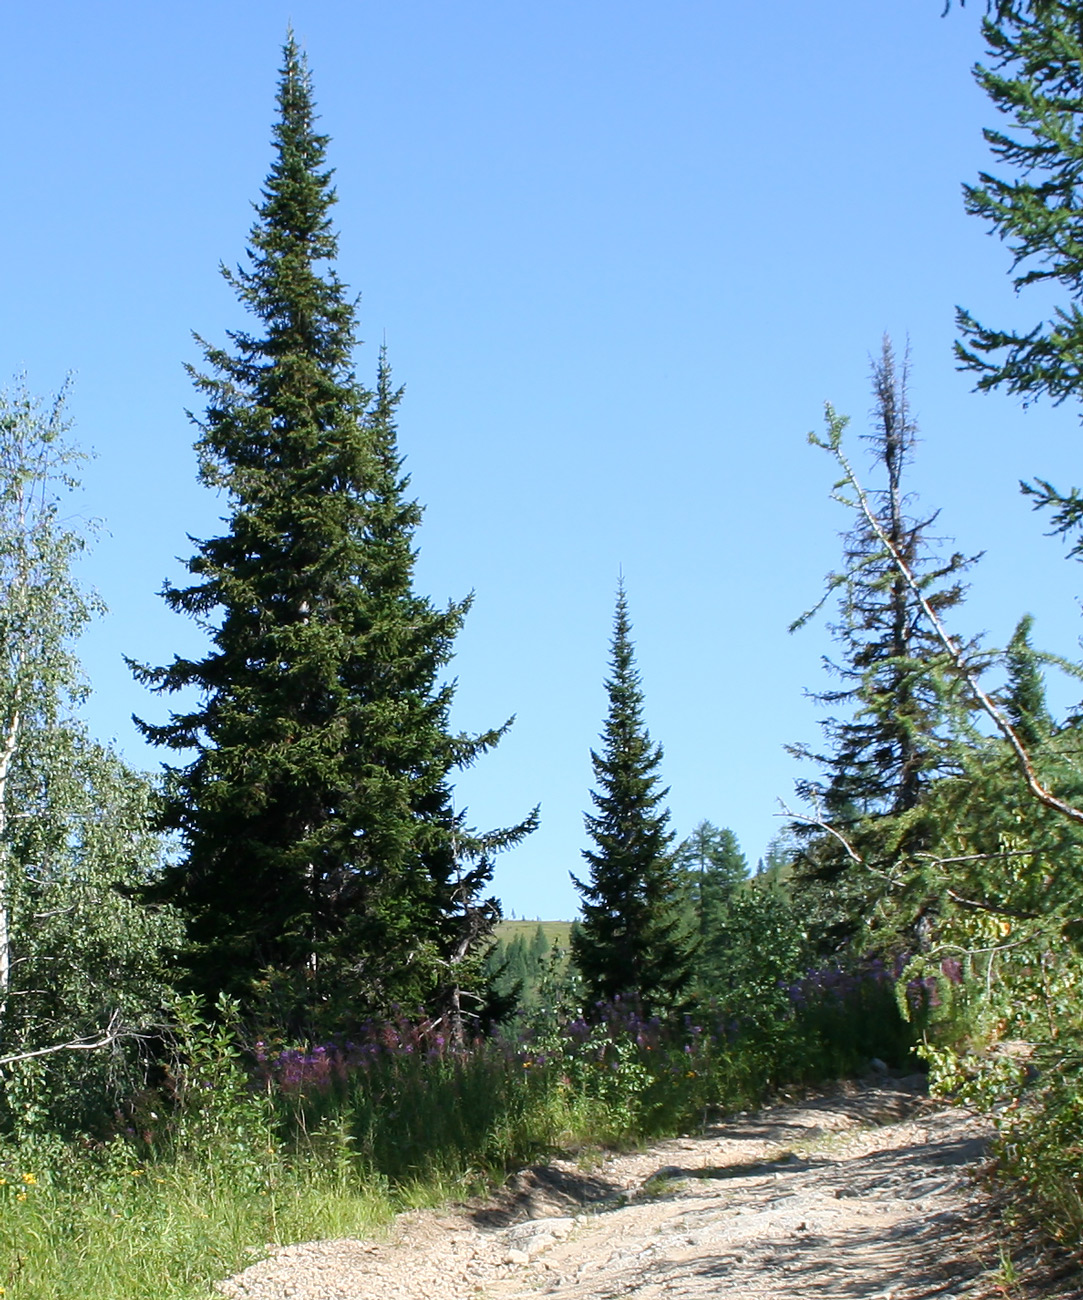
0,700,21,1013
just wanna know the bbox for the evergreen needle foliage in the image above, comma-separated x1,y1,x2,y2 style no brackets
791,341,979,955
956,1,1083,550
674,822,746,988
572,584,692,1016
132,37,534,1034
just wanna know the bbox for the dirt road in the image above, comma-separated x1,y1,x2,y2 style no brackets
218,1075,1080,1300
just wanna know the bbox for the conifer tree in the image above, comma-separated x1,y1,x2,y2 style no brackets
135,38,532,1031
676,821,747,886
674,821,744,973
1004,613,1053,748
528,923,550,966
791,341,978,952
956,1,1083,411
955,2,1083,549
571,585,692,1015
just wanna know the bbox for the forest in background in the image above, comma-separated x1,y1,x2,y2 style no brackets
0,2,1082,1296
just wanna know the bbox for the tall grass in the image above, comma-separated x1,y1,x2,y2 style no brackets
0,971,910,1300
0,1138,395,1300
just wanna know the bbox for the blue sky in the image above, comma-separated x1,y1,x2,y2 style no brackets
2,1,1081,919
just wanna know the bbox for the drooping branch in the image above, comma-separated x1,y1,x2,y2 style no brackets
944,888,1044,921
776,798,862,863
824,423,1083,828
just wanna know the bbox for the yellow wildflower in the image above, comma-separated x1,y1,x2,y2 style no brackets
20,1173,36,1185
15,1193,26,1203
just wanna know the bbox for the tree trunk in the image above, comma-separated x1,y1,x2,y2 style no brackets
0,699,22,1011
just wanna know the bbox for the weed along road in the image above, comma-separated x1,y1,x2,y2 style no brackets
217,1076,1072,1300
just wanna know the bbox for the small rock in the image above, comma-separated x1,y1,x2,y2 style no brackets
505,1216,574,1250
505,1249,529,1266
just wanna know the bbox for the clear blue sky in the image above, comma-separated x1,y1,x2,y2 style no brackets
2,1,1081,919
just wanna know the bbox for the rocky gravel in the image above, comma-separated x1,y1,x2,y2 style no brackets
216,1075,1081,1300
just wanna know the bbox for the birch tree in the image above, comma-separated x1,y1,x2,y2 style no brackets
0,382,179,1131
0,382,90,1014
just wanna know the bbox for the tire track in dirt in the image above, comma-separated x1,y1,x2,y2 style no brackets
217,1075,1080,1300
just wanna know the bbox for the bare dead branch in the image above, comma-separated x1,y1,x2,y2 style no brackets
915,849,1034,865
0,1011,126,1068
830,437,1083,828
944,889,1043,920
776,798,863,863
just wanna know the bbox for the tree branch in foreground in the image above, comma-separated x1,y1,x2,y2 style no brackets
0,1011,127,1068
821,417,1083,829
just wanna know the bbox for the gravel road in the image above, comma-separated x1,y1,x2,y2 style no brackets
217,1075,1081,1300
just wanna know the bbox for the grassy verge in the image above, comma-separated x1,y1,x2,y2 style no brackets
0,1143,397,1300
0,976,911,1299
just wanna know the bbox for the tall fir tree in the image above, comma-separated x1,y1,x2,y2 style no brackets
956,1,1083,410
791,340,978,953
134,38,532,1032
571,585,692,1016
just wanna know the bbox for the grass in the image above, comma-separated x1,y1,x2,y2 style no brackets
0,1028,759,1298
492,919,574,947
0,973,917,1299
0,1150,396,1300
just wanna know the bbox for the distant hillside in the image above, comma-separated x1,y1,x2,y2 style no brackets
493,919,574,949
485,920,578,1012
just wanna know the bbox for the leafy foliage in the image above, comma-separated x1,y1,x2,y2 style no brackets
672,823,802,1014
695,884,808,1029
907,710,1083,1244
0,983,904,1300
800,355,1083,1247
0,381,180,1133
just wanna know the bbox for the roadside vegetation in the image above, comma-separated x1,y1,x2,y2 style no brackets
2,5,1083,1297
0,968,910,1300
